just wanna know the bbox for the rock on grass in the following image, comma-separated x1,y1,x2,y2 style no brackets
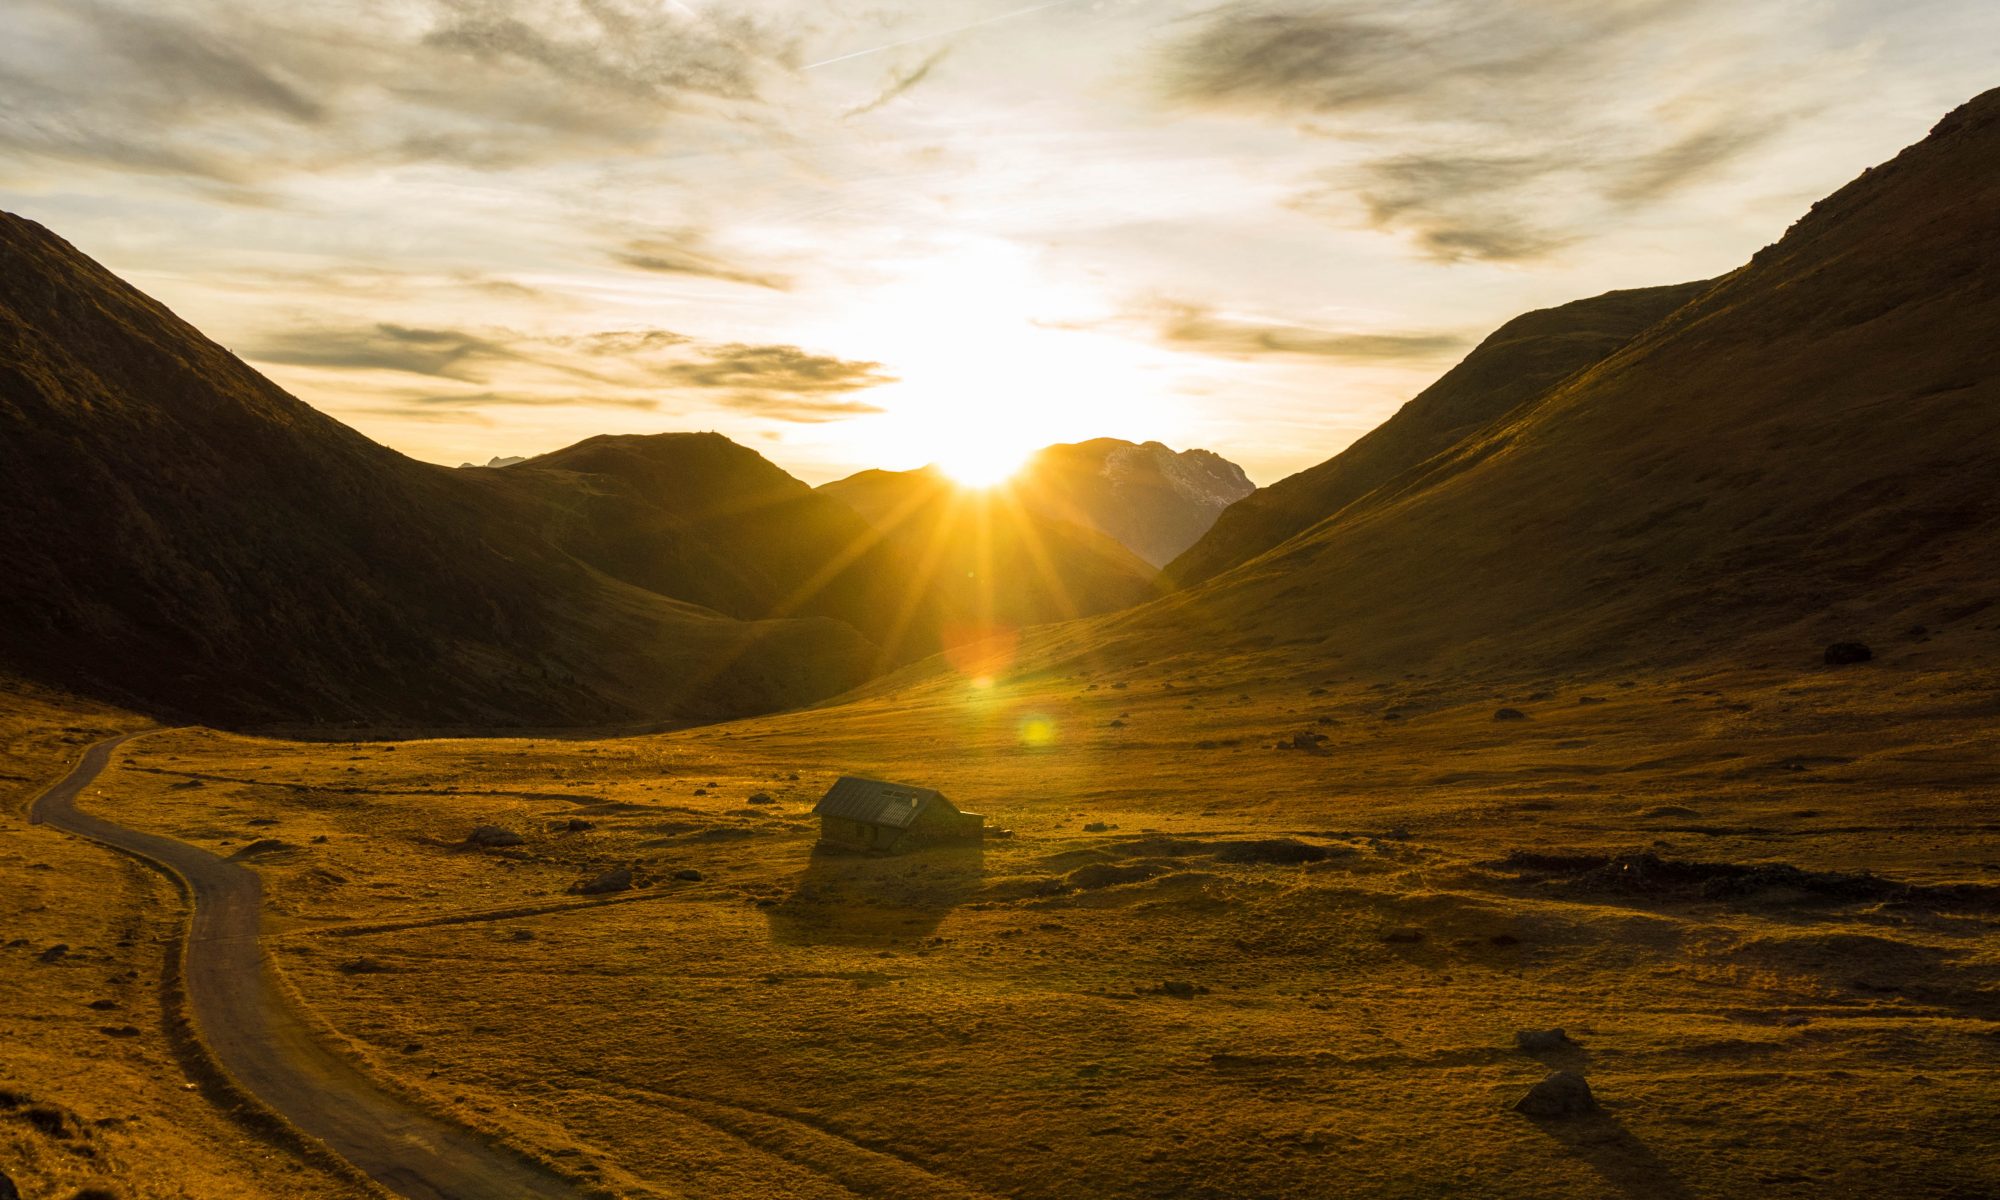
574,866,634,895
465,825,524,848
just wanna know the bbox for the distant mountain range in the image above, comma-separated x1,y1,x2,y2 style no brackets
1010,439,1254,568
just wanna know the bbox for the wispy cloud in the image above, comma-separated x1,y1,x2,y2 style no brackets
248,320,893,424
0,0,799,185
1157,0,1816,261
661,343,893,394
717,394,887,423
1061,299,1468,363
406,390,660,411
612,230,791,290
1152,301,1468,361
842,48,949,118
249,323,520,381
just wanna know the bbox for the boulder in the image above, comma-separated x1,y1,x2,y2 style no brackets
0,1166,17,1200
1493,708,1529,721
673,868,704,882
465,825,524,848
575,867,634,896
1824,642,1873,665
37,944,69,963
746,792,776,805
1512,1069,1599,1118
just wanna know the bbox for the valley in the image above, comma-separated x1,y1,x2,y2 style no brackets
10,648,2000,1198
2,62,1998,1200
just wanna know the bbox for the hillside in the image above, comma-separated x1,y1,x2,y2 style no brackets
490,432,946,669
818,465,1160,643
1167,280,1712,587
1014,439,1254,568
1123,88,2000,674
0,213,872,727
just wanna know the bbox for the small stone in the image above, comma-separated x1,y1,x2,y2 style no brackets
37,944,70,963
746,792,776,805
1158,980,1201,998
1382,928,1425,944
673,868,704,882
1493,708,1529,721
1512,1070,1599,1118
574,867,633,896
1083,821,1111,832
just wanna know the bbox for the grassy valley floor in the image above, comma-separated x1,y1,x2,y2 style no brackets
29,646,2000,1199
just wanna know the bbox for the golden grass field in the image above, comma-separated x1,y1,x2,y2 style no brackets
0,682,374,1200
9,636,1999,1199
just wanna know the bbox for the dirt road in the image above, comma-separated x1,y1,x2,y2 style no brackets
30,732,579,1200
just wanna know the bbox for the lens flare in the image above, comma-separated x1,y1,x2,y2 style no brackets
1018,715,1057,747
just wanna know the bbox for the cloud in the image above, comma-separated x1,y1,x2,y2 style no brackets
247,320,894,424
843,48,949,119
716,394,887,424
0,0,799,185
660,343,894,394
248,323,520,381
1156,0,1814,261
407,390,660,411
1153,301,1468,361
612,231,791,291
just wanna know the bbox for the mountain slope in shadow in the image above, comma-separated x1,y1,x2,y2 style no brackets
0,213,872,728
1112,88,2000,676
1167,280,1713,588
818,465,1161,647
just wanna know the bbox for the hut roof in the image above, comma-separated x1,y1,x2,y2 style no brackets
813,776,951,830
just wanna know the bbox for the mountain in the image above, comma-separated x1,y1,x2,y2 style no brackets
492,432,943,668
817,465,1160,639
1119,88,2000,674
1166,280,1712,587
1013,439,1253,568
0,212,873,727
458,455,526,468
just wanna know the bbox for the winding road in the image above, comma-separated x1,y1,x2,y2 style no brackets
29,731,579,1200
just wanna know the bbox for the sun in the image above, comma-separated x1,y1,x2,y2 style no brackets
936,441,1031,488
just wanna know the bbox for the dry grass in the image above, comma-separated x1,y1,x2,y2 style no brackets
34,651,2000,1199
0,683,368,1199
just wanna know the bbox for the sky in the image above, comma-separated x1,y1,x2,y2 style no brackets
2,0,1996,486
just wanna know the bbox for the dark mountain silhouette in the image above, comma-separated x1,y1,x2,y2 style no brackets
817,465,1159,639
1167,280,1713,587
1118,88,2000,673
0,212,872,727
493,432,944,668
1013,439,1253,568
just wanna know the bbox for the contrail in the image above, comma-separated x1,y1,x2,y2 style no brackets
803,0,1081,70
